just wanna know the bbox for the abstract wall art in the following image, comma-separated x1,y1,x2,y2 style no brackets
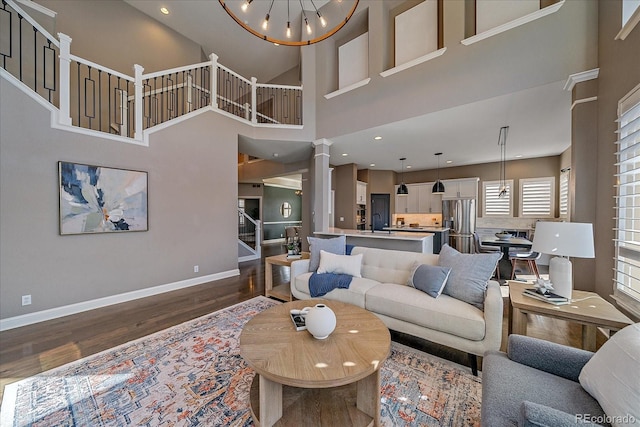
58,161,148,235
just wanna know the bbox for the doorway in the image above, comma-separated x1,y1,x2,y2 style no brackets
371,194,390,231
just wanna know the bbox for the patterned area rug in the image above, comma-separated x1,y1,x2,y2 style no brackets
1,296,481,426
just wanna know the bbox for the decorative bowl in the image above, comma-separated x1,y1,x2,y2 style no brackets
495,232,513,240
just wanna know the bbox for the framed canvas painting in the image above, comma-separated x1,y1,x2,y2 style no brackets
58,161,148,235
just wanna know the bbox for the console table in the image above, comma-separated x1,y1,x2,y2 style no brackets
508,281,633,351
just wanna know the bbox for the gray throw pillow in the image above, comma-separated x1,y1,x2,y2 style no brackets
438,244,501,310
307,235,346,272
407,263,451,298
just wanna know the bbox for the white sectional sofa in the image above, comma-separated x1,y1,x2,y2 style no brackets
290,246,503,373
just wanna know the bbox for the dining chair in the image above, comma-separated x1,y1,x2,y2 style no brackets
473,232,502,280
509,251,541,279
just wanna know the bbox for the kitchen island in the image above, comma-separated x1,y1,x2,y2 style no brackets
382,226,450,254
315,228,434,253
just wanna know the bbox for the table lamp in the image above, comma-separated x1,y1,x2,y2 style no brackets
531,222,595,300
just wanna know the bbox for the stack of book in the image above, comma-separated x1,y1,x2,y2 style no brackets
522,288,569,305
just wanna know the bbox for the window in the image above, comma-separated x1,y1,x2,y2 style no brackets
616,0,640,40
614,83,640,317
519,177,555,217
483,180,513,217
559,168,570,218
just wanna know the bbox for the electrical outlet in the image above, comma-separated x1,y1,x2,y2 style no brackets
194,265,199,273
22,295,32,306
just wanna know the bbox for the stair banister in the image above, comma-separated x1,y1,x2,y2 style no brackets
251,77,257,124
134,64,144,142
209,53,218,110
58,32,72,126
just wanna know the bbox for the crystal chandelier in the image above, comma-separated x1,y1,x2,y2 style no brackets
218,0,360,46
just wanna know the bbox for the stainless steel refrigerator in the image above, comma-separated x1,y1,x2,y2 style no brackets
442,198,476,253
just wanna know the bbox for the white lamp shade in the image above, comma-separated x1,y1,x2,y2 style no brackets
532,222,595,301
531,222,595,258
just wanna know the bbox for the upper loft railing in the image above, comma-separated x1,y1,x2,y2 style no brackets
0,0,303,144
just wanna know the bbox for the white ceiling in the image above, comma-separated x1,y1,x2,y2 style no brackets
125,0,573,174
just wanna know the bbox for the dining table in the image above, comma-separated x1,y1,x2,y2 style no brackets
481,236,533,281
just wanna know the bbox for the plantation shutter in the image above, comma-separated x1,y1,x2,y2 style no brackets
614,83,640,317
483,180,512,217
559,169,570,218
520,177,555,217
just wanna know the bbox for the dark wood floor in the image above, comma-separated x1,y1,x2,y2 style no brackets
0,244,601,405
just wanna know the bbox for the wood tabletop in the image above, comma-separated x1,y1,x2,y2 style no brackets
508,281,633,330
239,299,391,389
265,252,310,267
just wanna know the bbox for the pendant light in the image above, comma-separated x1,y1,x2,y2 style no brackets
432,153,445,194
498,126,509,198
397,157,409,196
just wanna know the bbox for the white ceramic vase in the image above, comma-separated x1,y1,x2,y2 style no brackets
304,304,336,339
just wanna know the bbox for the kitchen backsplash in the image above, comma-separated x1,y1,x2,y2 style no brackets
392,214,443,227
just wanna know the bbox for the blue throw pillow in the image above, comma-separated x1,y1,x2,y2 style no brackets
407,263,451,298
438,244,501,310
307,235,346,272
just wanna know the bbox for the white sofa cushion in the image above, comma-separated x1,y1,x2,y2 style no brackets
352,247,440,285
317,250,363,277
365,283,486,341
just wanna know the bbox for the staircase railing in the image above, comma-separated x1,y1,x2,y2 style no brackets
238,209,261,262
0,0,303,145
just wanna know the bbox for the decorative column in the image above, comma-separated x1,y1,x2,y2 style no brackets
313,139,332,232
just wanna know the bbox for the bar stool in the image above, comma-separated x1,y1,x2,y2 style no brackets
510,251,541,279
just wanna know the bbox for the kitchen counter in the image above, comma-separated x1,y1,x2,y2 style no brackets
315,228,434,253
383,226,450,232
382,226,449,254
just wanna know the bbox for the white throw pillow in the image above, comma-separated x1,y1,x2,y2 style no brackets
317,250,362,277
578,323,640,427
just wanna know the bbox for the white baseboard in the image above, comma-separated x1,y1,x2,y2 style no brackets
0,269,240,331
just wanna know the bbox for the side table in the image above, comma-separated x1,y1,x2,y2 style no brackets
265,252,310,301
508,281,633,351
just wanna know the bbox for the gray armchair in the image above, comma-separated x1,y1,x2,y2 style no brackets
481,335,608,427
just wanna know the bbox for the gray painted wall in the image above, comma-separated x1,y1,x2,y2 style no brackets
0,78,242,319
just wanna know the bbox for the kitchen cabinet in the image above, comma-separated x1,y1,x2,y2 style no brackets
442,178,479,200
395,183,442,213
419,184,442,213
395,185,408,213
356,181,367,205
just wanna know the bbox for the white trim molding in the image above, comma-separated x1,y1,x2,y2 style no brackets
0,269,240,331
461,1,565,46
14,0,56,17
380,48,447,78
564,68,600,91
616,4,640,41
324,78,371,100
570,96,598,111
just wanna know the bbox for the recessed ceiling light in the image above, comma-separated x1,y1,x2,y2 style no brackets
373,136,382,140
406,165,412,169
370,163,376,167
160,7,169,15
515,154,523,158
273,153,279,157
342,153,348,156
446,160,453,164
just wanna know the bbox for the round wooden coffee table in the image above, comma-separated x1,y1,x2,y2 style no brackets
239,299,391,427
